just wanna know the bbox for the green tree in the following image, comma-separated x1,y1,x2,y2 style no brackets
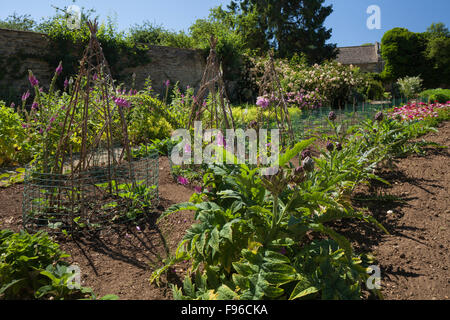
380,28,429,83
229,0,336,62
425,22,450,38
0,13,36,31
424,23,450,86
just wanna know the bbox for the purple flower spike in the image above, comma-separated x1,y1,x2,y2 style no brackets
164,80,170,87
114,97,131,108
29,75,39,87
22,90,30,101
31,102,38,110
64,79,69,89
55,62,63,75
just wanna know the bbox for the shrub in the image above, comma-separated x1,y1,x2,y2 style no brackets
251,57,366,108
396,76,423,100
0,230,107,300
0,102,31,166
232,105,302,127
420,89,450,104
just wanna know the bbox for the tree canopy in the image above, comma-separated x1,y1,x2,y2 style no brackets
228,0,336,63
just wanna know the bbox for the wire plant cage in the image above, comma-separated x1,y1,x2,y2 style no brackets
22,21,159,234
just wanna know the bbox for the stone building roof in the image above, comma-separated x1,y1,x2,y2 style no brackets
336,42,381,65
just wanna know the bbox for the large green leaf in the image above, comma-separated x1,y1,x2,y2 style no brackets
278,138,316,167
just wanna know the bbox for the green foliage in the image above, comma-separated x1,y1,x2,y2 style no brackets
381,23,450,88
363,75,385,101
232,105,302,127
420,89,450,104
381,28,428,82
34,7,149,87
151,137,389,300
396,76,423,100
151,105,447,301
128,21,194,48
229,0,336,62
0,102,31,166
127,94,174,144
0,13,36,31
0,229,111,300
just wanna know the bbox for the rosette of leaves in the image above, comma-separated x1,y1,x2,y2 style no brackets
151,139,387,300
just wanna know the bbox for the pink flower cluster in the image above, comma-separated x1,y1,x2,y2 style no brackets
256,96,270,109
114,97,131,108
286,89,323,110
389,101,450,121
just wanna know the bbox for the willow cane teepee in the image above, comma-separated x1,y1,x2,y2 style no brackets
187,36,235,131
22,21,159,234
258,51,294,144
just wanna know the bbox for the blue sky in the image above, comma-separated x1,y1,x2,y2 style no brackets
1,0,449,47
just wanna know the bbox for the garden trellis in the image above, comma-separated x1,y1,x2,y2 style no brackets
23,21,159,234
258,51,295,145
187,36,235,131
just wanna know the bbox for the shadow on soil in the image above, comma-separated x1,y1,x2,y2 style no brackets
64,198,176,277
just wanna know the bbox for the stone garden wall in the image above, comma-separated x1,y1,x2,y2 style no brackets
0,28,206,101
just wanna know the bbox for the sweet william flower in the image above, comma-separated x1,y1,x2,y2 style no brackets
177,176,189,185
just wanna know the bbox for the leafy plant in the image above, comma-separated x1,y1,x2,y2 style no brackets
0,103,31,166
151,139,387,300
0,229,113,300
396,76,423,100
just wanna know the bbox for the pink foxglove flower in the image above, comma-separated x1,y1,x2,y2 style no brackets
256,96,270,109
22,90,30,101
55,62,63,75
29,75,39,87
194,186,202,193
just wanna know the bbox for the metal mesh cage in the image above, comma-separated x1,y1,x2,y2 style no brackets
22,152,159,234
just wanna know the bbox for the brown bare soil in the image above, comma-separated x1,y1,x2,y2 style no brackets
0,122,448,300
